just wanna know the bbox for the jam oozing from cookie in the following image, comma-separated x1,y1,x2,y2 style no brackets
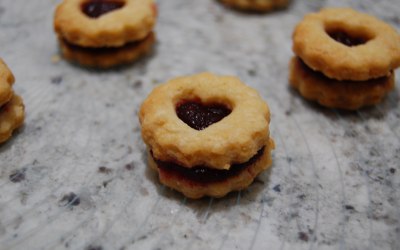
328,30,367,47
176,101,231,130
62,32,152,54
154,147,265,183
82,0,125,18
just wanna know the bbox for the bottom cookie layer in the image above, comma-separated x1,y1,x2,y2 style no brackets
220,0,289,12
0,94,25,143
59,32,155,68
148,137,274,199
289,57,395,110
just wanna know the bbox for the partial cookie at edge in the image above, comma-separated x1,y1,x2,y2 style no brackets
0,58,15,107
0,94,25,143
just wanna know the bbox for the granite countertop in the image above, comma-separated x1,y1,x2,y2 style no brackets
0,0,400,249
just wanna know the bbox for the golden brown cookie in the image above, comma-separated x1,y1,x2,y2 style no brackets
58,32,155,68
148,138,275,199
293,8,400,81
289,57,395,110
54,0,156,48
219,0,289,12
0,58,15,107
54,0,157,68
0,95,25,144
139,72,274,198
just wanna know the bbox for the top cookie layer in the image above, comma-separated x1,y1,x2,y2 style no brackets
293,7,400,81
139,72,271,170
0,58,15,107
54,0,156,47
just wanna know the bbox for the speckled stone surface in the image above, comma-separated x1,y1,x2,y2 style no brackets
0,0,400,249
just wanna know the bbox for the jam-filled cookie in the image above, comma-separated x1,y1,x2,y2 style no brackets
0,59,25,144
219,0,289,12
0,95,25,144
291,8,400,110
139,73,274,199
0,59,15,107
54,0,157,68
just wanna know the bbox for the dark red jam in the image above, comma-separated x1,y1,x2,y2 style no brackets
176,101,231,130
154,147,264,183
82,0,125,18
328,30,367,47
62,36,143,54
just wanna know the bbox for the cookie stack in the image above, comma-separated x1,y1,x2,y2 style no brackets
0,59,25,144
139,73,274,199
290,8,400,110
54,0,157,68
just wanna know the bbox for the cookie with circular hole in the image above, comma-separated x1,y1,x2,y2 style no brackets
54,0,157,68
290,8,400,110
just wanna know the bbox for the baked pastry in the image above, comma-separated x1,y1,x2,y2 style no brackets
139,73,274,199
0,59,25,144
0,59,14,107
54,0,157,68
219,0,289,12
0,95,25,144
291,8,400,110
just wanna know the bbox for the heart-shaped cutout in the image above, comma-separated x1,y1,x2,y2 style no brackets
176,101,231,130
82,0,125,18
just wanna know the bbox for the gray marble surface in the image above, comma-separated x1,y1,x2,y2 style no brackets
0,0,400,249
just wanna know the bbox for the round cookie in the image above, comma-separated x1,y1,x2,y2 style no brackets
0,95,25,144
139,72,274,198
54,0,157,68
54,0,156,47
293,8,400,81
58,32,155,68
219,0,289,12
0,58,15,107
289,57,395,110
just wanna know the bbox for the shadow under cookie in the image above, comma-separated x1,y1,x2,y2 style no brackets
289,57,395,110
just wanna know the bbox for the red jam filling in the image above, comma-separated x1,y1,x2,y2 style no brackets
297,57,390,85
176,101,231,131
62,35,146,54
154,147,265,183
82,0,125,18
328,30,367,47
